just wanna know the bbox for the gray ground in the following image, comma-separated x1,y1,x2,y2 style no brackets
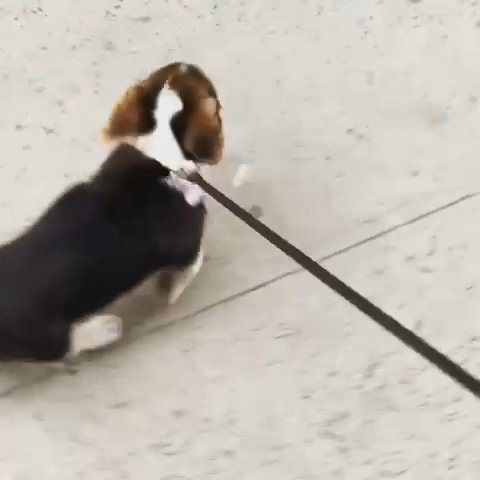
1,0,480,478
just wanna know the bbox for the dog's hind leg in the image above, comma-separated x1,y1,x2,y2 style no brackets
69,314,123,357
167,248,204,305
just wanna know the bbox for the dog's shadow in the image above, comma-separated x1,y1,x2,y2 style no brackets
109,272,172,332
0,271,177,396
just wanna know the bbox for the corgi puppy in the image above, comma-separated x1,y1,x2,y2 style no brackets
0,88,206,361
101,62,224,172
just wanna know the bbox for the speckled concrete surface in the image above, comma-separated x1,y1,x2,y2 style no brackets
327,194,480,378
1,0,480,478
2,273,480,480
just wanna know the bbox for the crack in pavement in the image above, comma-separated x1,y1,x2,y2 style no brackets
155,191,478,327
1,191,477,400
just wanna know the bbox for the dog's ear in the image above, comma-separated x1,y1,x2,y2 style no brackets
100,84,153,143
199,96,217,116
181,96,224,165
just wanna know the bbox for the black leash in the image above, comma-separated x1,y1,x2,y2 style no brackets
192,172,480,398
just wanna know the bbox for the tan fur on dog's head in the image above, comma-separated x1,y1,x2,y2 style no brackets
101,62,224,165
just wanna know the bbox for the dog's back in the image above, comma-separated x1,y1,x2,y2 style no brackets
0,144,205,360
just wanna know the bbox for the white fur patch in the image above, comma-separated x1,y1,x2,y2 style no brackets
136,85,197,173
165,174,204,206
70,314,123,356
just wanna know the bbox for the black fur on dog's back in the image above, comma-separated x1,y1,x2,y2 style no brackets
0,143,205,361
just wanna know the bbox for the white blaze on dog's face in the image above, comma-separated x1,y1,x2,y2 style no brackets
136,86,197,173
136,85,204,206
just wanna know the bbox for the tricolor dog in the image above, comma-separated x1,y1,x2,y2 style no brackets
0,85,205,361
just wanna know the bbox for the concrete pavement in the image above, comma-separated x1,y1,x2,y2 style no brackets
1,0,480,478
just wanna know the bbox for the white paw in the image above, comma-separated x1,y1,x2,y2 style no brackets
167,251,204,305
85,314,123,347
71,314,123,355
168,279,189,305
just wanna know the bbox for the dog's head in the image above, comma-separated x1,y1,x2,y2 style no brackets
101,62,224,167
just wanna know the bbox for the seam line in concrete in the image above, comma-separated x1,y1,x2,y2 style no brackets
165,191,478,324
0,192,476,400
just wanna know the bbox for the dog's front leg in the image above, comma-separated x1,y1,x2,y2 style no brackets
167,247,204,305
